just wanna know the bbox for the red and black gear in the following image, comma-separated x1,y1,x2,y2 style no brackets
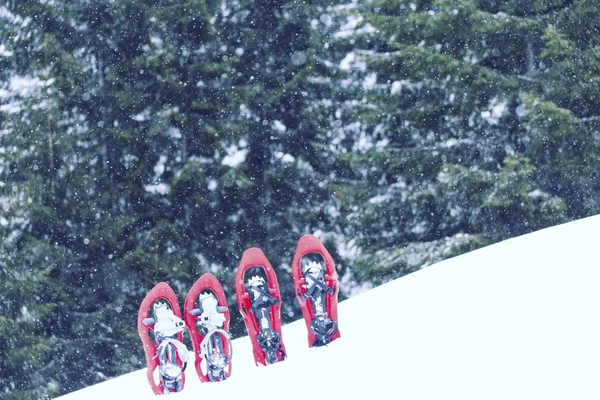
184,273,232,383
292,234,341,347
235,247,286,366
137,282,188,395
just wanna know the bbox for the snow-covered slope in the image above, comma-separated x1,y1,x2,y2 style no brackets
56,215,600,400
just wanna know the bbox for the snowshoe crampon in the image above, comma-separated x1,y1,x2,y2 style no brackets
292,235,341,347
235,248,286,366
138,282,189,395
184,273,232,383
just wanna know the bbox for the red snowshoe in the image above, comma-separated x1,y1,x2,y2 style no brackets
184,273,232,383
137,282,189,395
292,234,341,347
235,247,286,366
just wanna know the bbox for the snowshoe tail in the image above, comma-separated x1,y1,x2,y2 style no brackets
137,282,187,394
235,247,286,366
292,234,341,347
184,273,232,383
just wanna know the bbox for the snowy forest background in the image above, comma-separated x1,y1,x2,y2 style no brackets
1,0,599,398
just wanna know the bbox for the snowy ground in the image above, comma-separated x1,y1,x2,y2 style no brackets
56,215,600,400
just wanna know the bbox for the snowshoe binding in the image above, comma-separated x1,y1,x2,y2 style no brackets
184,273,232,383
138,282,189,394
292,234,341,347
235,248,286,366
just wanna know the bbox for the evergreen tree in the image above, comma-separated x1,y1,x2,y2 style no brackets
1,0,227,396
1,0,350,396
209,0,355,324
1,3,70,397
331,0,599,284
3,0,599,397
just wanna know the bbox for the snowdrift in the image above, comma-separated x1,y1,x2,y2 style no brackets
56,215,600,400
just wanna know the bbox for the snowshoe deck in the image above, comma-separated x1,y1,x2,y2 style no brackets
184,273,232,383
235,247,286,366
137,282,188,394
292,234,341,347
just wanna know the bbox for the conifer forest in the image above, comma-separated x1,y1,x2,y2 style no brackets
1,0,599,398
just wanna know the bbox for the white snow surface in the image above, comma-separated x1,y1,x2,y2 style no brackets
56,215,600,400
